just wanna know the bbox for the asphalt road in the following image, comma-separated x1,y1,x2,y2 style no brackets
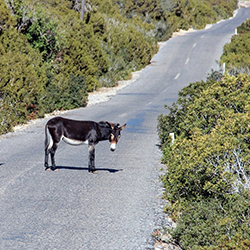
1,7,250,250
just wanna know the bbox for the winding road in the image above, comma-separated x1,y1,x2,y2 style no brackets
1,7,250,250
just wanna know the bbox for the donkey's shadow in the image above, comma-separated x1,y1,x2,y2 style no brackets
56,166,122,173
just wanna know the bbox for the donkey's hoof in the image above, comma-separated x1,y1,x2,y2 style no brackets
89,169,98,174
45,167,51,171
51,167,58,172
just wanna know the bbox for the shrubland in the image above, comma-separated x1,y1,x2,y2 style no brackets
162,0,237,30
221,18,250,74
0,0,237,134
158,17,250,249
0,0,160,133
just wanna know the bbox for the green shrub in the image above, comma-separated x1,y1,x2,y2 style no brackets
158,73,250,249
165,0,237,31
158,73,250,143
0,29,46,133
172,194,250,249
0,0,16,34
41,73,88,113
221,19,250,74
26,13,60,61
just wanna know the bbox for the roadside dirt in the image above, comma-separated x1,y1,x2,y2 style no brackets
238,0,250,8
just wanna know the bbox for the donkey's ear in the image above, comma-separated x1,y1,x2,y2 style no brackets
106,121,114,129
120,124,126,130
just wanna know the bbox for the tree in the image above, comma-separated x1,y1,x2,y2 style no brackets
81,0,86,20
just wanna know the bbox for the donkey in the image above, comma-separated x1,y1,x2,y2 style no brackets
44,116,126,173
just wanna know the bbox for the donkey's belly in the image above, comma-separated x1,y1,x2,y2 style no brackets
62,136,88,146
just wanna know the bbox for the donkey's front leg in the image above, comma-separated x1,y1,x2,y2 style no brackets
88,144,97,173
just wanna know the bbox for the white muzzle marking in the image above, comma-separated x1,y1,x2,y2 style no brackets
110,143,116,151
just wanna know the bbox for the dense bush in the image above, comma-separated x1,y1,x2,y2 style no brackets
0,0,159,132
158,73,250,249
172,194,250,249
164,0,238,31
0,28,46,133
221,19,250,74
115,0,172,41
0,0,238,134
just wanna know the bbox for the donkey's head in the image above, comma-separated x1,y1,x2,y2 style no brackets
107,122,126,151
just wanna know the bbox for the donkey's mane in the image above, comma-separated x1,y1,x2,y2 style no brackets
98,121,111,128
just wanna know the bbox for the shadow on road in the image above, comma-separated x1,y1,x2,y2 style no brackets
56,166,123,173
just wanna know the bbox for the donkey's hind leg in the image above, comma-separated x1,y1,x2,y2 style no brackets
50,143,59,171
44,142,58,171
44,149,50,171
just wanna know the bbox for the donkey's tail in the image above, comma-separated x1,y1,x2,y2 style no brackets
44,123,52,151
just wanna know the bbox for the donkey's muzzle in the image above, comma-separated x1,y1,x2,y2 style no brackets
110,143,116,151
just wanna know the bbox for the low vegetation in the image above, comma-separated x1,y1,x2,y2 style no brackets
163,0,237,30
0,0,237,134
221,18,250,74
158,18,250,249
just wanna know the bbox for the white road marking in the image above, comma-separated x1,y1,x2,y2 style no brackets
174,73,180,79
192,43,196,48
163,87,169,93
119,113,127,117
185,58,190,65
